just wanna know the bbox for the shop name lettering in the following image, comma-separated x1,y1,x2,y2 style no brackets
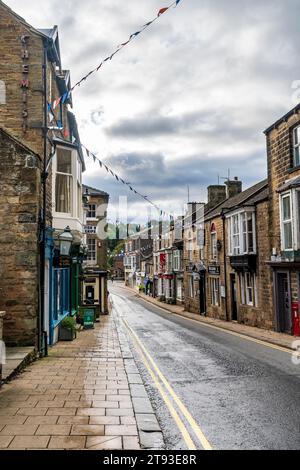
103,456,138,468
20,35,30,133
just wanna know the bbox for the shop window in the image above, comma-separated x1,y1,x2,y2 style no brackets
53,268,70,324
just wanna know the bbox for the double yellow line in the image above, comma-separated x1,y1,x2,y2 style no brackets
122,318,213,451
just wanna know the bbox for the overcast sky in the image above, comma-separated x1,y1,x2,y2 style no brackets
6,0,300,223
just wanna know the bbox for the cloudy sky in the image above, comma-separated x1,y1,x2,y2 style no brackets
6,0,300,223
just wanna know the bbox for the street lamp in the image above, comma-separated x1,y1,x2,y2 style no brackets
59,226,73,256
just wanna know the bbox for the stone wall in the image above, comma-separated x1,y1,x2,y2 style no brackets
0,129,41,346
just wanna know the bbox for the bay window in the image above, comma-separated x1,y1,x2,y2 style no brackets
293,126,300,167
55,148,72,214
281,193,293,250
173,250,181,271
228,211,256,255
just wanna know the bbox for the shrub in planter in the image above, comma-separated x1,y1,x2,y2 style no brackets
59,316,77,341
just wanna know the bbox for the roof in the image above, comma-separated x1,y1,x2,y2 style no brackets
0,127,41,160
205,179,268,220
83,184,109,198
276,175,300,193
264,103,300,135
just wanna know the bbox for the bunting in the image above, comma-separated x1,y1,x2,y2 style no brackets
81,143,172,218
51,0,183,110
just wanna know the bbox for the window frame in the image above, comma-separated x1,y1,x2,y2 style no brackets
293,125,300,167
87,204,97,219
87,238,97,262
55,147,73,216
210,277,220,306
280,192,294,251
227,210,256,256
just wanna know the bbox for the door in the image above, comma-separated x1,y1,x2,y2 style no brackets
276,272,291,334
231,274,238,321
199,272,206,315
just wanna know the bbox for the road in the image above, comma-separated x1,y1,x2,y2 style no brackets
110,282,300,450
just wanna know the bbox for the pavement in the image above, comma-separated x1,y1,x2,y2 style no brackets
123,285,296,350
110,283,300,450
0,314,163,450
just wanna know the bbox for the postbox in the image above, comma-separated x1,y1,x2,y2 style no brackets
292,301,300,337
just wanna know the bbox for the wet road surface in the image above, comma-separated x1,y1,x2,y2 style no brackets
110,283,300,450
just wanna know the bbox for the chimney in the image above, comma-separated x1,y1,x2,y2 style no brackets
225,177,242,199
207,185,227,209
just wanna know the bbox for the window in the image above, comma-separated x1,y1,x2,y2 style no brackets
189,276,195,298
240,273,257,307
173,250,181,271
211,231,217,260
281,193,293,250
85,226,96,234
53,268,70,323
242,212,254,253
228,211,256,255
232,215,240,255
87,238,96,262
293,126,300,167
210,277,220,306
55,148,72,214
87,204,96,219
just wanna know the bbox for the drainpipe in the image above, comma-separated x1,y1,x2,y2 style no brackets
221,210,229,322
39,43,49,357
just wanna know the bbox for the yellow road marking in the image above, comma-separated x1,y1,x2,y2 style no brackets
123,318,213,451
131,295,293,356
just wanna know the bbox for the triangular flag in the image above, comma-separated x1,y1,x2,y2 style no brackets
93,155,96,162
105,165,109,172
99,161,102,168
143,20,154,27
97,62,103,71
176,0,181,5
61,92,69,104
115,175,119,181
86,149,90,157
130,31,141,39
119,40,130,47
158,7,169,16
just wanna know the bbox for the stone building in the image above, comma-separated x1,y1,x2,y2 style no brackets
0,2,86,348
265,104,300,335
124,227,153,290
0,128,41,346
82,185,109,316
204,179,272,329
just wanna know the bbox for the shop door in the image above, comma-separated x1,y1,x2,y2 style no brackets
231,274,238,321
199,273,206,315
276,273,291,334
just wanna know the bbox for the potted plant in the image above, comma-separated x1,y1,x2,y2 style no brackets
59,316,77,341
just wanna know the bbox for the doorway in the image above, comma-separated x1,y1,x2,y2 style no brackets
276,272,291,334
199,272,206,315
230,274,238,321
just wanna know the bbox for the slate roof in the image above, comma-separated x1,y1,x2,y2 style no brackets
264,103,300,135
83,184,109,198
205,179,268,221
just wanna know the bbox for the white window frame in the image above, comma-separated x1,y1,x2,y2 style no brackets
173,250,181,271
240,272,257,307
280,192,294,251
87,204,97,219
210,277,220,306
227,210,256,256
189,275,195,298
87,238,96,262
211,231,217,261
293,126,300,167
55,147,73,216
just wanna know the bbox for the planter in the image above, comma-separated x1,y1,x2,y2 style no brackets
59,326,76,341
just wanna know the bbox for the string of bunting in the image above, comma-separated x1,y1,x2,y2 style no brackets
82,143,173,219
50,0,182,111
